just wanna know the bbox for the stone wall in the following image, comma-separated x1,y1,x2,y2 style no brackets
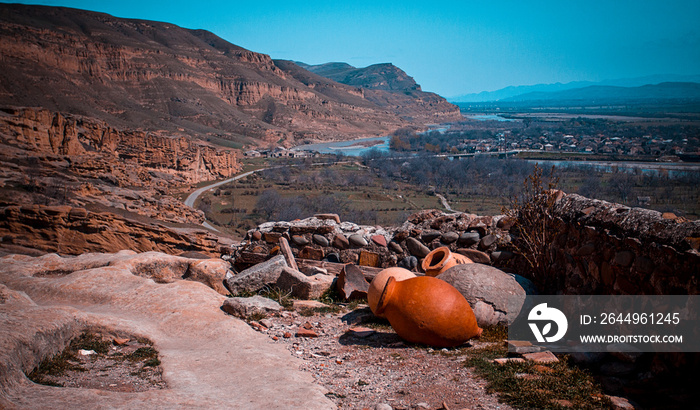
529,193,699,295
237,193,699,296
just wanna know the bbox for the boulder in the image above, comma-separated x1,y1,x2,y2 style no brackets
397,256,418,270
348,234,368,247
405,237,430,258
290,235,309,247
388,241,404,254
224,255,287,295
438,264,526,326
221,295,282,318
458,232,481,246
455,248,491,265
421,230,441,243
440,231,459,244
312,234,329,247
478,234,497,250
276,267,334,300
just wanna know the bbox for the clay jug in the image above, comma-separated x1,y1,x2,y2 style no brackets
421,246,473,277
368,267,416,317
376,276,482,347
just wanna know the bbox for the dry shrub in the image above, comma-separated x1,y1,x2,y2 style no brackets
503,164,560,286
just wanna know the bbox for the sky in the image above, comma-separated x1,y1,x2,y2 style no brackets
3,0,700,97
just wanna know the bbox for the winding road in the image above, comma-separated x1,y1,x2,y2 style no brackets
436,193,455,212
184,169,260,231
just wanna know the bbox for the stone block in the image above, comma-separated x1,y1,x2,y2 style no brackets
358,250,380,267
224,255,287,294
276,267,334,300
221,295,282,318
299,246,324,260
522,351,559,363
314,213,341,224
333,235,349,250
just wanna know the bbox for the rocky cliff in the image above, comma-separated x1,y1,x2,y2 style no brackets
0,107,239,181
0,4,462,145
0,205,231,257
0,107,239,245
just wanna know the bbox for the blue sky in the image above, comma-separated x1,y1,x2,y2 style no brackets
3,0,700,97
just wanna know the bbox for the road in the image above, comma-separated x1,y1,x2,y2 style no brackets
184,170,260,232
183,161,352,231
436,193,455,212
184,170,258,208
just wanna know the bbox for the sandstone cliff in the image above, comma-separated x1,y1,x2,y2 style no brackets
0,205,231,257
0,107,239,181
0,106,238,222
0,4,462,145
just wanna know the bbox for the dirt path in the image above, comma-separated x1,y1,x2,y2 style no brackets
250,305,512,410
436,193,455,213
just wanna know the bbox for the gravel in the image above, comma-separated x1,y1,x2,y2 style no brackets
251,305,513,410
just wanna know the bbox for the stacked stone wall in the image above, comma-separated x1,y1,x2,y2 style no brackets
536,194,699,295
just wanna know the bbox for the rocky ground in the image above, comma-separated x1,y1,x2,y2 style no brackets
28,333,165,393
247,302,512,410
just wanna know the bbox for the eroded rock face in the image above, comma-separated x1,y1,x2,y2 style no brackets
0,4,460,144
0,205,229,257
0,107,240,182
0,251,333,408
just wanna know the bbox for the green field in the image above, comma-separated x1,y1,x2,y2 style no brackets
197,155,699,238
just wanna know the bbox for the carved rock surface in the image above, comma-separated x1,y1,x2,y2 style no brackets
0,251,333,408
0,205,226,257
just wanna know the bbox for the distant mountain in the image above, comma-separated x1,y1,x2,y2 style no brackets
299,62,421,92
501,82,700,103
298,61,460,122
0,4,461,147
451,74,700,102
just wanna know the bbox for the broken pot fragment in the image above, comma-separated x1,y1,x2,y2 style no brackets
421,246,472,277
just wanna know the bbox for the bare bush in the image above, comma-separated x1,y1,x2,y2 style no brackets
502,164,559,285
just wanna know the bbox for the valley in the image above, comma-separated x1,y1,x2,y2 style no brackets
0,3,698,410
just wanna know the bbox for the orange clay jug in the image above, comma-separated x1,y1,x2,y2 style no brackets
421,246,472,277
368,267,416,317
375,276,482,347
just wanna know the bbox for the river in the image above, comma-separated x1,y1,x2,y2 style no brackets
523,159,700,177
291,136,390,157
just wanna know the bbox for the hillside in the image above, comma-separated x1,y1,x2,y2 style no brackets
298,61,460,123
451,74,700,103
0,4,460,147
502,82,700,103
